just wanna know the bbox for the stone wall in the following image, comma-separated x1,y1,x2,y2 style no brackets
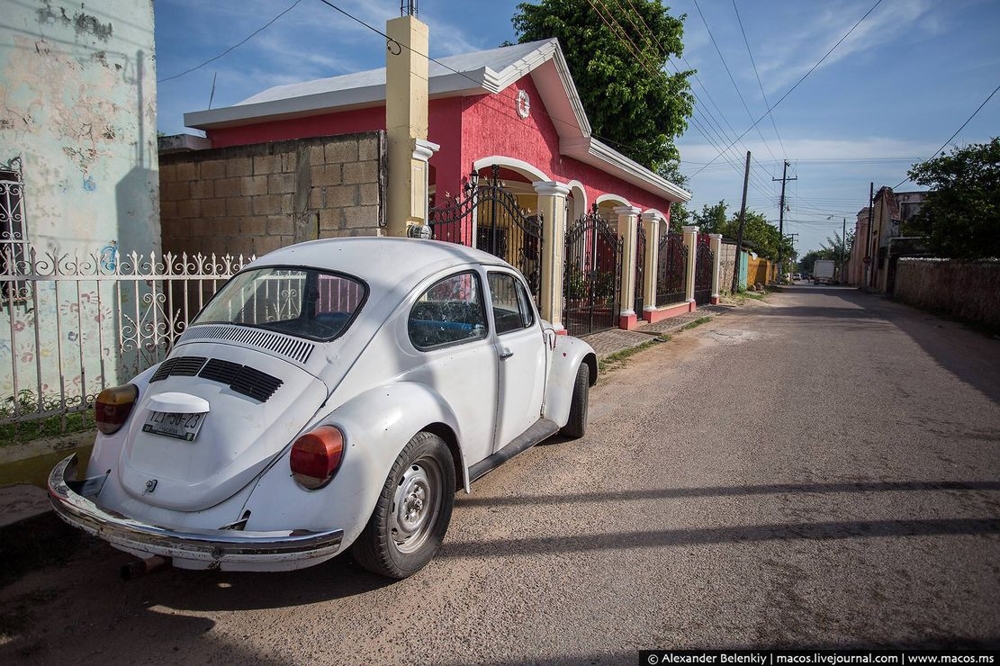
159,132,386,258
894,259,1000,330
718,242,737,293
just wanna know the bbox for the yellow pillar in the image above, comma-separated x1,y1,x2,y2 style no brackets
709,233,723,303
534,181,570,329
640,211,661,321
615,205,640,329
682,225,698,306
385,15,429,237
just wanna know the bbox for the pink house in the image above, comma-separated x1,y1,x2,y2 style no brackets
183,38,698,334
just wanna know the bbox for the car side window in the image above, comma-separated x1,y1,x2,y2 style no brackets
488,272,535,335
409,271,488,350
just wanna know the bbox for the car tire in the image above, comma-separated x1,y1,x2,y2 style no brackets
351,432,455,579
560,363,590,439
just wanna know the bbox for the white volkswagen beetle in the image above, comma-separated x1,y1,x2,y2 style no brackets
49,238,596,579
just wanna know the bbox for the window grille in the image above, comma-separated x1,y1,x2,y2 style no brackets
0,157,28,303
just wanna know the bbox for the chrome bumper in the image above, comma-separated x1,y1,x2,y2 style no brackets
48,454,344,566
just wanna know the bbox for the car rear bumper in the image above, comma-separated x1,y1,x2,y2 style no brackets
48,454,344,569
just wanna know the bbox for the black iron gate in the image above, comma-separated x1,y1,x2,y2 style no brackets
563,205,623,337
428,165,543,300
634,221,646,316
694,234,713,305
656,232,686,306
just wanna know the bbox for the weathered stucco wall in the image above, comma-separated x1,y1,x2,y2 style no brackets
0,0,158,407
0,0,159,255
159,133,386,258
894,259,1000,330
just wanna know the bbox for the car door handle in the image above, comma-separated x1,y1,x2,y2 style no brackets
499,348,514,360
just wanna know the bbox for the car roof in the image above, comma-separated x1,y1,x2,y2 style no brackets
250,237,514,284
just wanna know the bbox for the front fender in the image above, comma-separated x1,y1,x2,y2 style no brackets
243,381,465,550
543,336,597,427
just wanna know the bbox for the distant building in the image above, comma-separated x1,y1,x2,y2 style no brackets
867,187,926,292
846,207,870,287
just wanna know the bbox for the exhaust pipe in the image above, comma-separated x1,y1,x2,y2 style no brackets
120,555,170,580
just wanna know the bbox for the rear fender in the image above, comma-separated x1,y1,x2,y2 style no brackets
86,364,158,480
243,381,466,549
543,337,597,427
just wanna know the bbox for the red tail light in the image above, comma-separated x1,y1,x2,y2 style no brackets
95,384,138,434
290,425,345,490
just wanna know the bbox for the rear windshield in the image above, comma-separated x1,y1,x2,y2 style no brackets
193,267,367,341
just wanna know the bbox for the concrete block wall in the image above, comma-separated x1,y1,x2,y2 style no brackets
718,242,737,294
894,259,1000,330
159,132,386,258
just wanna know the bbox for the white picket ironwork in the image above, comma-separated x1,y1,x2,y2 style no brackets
0,244,254,433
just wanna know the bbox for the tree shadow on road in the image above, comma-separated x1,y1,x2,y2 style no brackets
748,288,1000,404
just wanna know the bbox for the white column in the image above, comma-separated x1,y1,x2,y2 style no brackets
682,225,698,304
615,205,641,327
411,139,438,231
641,211,661,318
709,233,722,304
534,181,571,330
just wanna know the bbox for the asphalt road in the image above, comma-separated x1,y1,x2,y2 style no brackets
2,287,999,664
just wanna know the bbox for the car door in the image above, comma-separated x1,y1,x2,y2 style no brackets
404,270,499,468
487,270,546,452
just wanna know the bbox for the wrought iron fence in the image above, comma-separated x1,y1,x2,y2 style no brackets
0,244,252,434
656,232,686,306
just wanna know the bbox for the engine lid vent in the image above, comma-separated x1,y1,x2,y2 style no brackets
149,356,284,402
179,325,315,365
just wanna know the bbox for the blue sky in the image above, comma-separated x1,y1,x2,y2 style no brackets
154,0,1000,255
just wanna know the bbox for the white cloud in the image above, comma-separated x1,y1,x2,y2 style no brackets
756,0,935,95
679,135,937,165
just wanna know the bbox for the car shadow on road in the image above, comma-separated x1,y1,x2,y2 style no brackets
436,516,1000,561
454,479,1000,507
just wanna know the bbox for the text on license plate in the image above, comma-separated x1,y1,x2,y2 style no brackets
142,411,206,441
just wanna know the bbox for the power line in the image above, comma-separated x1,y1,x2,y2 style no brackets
609,0,776,195
893,81,1000,188
158,0,304,83
731,0,786,159
588,0,773,195
691,0,780,165
690,0,885,178
315,0,687,175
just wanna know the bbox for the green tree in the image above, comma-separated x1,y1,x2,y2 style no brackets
693,201,728,235
690,204,790,261
905,138,1000,259
656,161,691,232
734,211,791,262
512,0,694,170
819,231,853,266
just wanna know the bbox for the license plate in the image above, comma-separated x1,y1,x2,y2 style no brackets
142,411,206,441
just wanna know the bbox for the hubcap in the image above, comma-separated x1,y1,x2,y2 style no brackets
390,459,442,553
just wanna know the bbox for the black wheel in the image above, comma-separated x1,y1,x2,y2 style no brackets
560,363,590,438
351,432,455,579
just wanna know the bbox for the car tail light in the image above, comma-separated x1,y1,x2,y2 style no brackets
95,384,138,434
290,425,345,490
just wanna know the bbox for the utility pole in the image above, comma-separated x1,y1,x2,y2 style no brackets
732,151,751,293
773,160,797,279
865,182,874,288
841,216,846,283
786,233,799,271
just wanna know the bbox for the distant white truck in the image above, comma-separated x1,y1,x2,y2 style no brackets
813,259,836,285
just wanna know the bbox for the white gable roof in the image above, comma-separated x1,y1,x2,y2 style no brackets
186,39,588,136
184,38,689,203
